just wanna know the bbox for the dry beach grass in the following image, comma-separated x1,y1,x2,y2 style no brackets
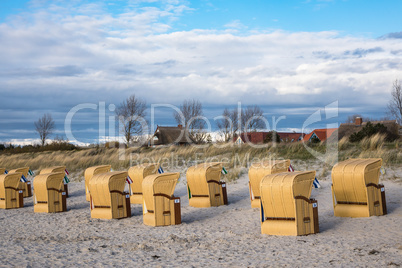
0,135,401,182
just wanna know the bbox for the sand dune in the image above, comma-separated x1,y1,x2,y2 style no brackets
0,165,401,267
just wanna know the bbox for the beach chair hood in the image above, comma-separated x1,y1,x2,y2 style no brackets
0,172,24,209
260,170,318,236
8,167,29,176
40,166,66,174
0,172,22,198
331,158,385,217
33,172,65,204
89,171,127,207
84,165,111,201
89,171,130,219
248,159,290,208
186,162,222,195
142,172,180,226
8,167,32,198
128,163,159,204
186,162,227,207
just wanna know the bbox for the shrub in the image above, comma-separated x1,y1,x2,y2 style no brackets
263,131,281,143
0,137,77,154
349,122,391,142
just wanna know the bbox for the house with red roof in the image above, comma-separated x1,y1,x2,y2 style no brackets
234,131,305,144
277,132,305,143
234,132,268,144
302,128,338,143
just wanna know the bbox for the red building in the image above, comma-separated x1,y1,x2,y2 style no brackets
234,132,304,144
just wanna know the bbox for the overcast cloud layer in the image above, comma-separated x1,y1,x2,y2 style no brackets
0,0,401,144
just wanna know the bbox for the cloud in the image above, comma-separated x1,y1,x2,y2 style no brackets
380,31,402,39
0,65,85,77
0,1,401,143
343,47,384,58
224,20,247,30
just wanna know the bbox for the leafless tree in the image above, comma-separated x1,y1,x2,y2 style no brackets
116,95,147,146
216,108,239,142
34,113,55,146
216,108,232,142
387,79,402,124
242,105,265,132
174,99,206,143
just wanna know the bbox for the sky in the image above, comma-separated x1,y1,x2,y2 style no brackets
0,0,401,145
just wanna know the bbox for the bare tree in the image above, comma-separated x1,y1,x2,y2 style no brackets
216,108,239,142
174,99,206,143
216,108,232,142
387,79,402,124
34,113,55,146
242,105,265,132
116,95,147,146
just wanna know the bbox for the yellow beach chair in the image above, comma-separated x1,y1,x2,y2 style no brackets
186,162,228,208
248,159,290,208
0,173,24,209
40,166,69,197
33,172,67,213
128,163,159,204
142,172,181,226
260,171,319,236
84,165,111,201
8,167,32,198
331,158,386,218
89,171,131,219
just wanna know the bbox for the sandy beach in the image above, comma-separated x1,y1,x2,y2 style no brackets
0,164,401,267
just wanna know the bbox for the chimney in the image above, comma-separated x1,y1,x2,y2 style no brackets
178,124,182,129
355,117,362,126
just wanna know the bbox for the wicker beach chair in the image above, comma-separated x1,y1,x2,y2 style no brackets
84,165,111,201
8,167,32,198
142,172,181,226
89,171,131,219
248,159,290,208
40,166,69,197
260,171,319,236
0,173,24,209
33,172,67,213
186,162,228,208
331,158,386,218
128,163,160,204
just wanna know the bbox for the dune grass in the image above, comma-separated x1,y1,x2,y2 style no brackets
1,136,401,182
